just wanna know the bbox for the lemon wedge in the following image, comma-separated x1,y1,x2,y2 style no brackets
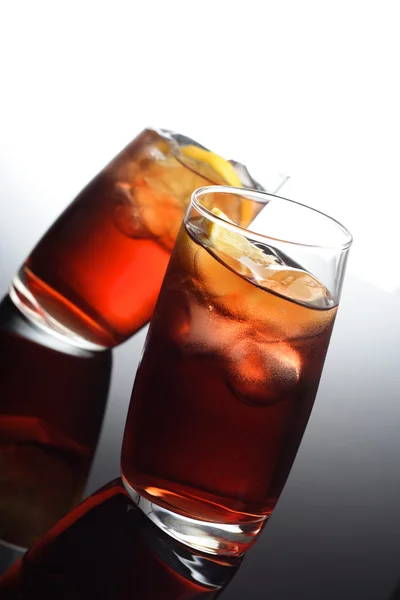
203,209,330,306
180,145,242,187
180,145,257,226
208,208,277,265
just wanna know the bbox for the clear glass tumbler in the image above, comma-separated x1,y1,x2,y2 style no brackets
121,185,352,556
9,129,288,351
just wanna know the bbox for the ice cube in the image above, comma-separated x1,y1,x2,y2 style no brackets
259,266,330,307
229,160,264,191
113,181,152,238
224,337,301,408
193,241,252,301
113,178,184,249
176,296,244,355
187,241,287,341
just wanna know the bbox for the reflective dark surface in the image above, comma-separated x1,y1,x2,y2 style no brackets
1,202,400,599
0,479,242,599
82,277,400,600
0,297,112,557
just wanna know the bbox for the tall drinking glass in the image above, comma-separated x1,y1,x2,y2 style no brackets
121,185,352,556
9,128,288,351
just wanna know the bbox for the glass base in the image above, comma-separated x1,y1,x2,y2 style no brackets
9,274,106,353
122,477,266,557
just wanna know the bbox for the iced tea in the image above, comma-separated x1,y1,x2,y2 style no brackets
121,186,352,554
10,129,264,350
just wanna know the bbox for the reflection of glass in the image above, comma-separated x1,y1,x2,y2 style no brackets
9,128,288,351
0,296,112,551
121,186,353,556
0,479,242,598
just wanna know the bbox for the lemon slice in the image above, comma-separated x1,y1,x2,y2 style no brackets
180,145,242,187
208,208,277,265
204,209,331,307
180,145,258,226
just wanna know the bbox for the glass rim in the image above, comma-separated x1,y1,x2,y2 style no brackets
149,127,290,196
150,127,220,185
190,185,353,251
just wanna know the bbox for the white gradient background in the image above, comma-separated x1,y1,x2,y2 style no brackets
0,2,399,598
